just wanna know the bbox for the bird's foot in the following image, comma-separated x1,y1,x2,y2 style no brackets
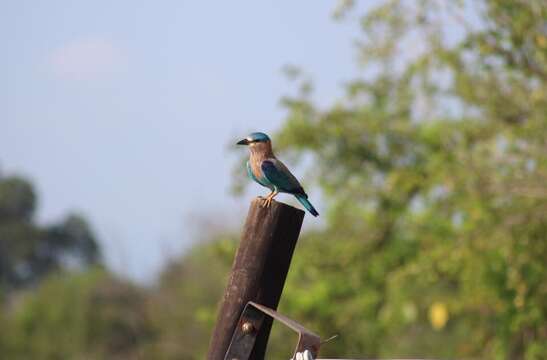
260,195,273,208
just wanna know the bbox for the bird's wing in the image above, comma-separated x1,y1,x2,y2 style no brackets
261,159,305,195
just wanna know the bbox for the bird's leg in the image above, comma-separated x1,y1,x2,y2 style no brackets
263,189,279,208
260,190,275,207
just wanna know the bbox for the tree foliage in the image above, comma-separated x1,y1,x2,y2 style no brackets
0,237,237,360
145,234,237,359
0,170,100,291
1,269,154,359
272,0,547,358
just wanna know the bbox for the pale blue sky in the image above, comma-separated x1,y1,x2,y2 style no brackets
1,1,367,282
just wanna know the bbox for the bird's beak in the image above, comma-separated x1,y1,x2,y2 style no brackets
237,138,250,145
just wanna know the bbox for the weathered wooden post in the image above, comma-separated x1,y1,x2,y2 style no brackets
207,198,305,360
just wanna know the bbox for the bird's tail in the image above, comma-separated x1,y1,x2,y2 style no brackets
295,194,319,217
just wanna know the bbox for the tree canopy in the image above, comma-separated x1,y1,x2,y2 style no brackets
0,170,100,292
271,0,547,358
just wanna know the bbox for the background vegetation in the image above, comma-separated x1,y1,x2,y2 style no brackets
1,0,546,359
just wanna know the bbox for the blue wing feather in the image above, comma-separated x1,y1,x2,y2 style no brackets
260,159,319,216
261,160,305,195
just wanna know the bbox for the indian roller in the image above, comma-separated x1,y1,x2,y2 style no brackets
237,132,319,217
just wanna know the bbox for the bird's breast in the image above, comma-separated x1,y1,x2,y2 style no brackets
250,156,264,180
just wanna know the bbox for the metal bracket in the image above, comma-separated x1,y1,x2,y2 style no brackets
224,301,321,360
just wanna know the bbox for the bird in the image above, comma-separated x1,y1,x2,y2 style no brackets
237,132,319,217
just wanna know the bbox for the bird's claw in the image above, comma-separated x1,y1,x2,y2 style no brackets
260,196,273,208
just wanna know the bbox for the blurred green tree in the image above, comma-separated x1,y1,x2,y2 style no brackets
0,231,237,360
2,269,154,359
269,0,547,358
146,234,237,359
0,170,100,292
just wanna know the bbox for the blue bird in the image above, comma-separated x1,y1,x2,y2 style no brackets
237,132,319,217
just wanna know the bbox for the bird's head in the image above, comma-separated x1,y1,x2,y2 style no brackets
236,132,270,145
237,132,273,155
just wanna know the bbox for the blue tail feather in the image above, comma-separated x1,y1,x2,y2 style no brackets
295,194,319,217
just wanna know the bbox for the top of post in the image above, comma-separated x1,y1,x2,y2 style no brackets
249,197,305,217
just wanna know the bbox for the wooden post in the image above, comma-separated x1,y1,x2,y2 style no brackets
207,198,305,360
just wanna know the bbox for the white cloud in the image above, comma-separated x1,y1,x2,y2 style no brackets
49,38,126,81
